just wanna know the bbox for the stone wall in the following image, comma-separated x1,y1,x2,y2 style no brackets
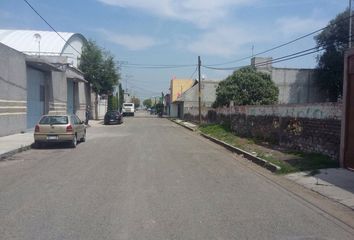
184,103,342,160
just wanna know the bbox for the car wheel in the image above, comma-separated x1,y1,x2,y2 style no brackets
34,141,42,149
81,131,86,142
71,135,77,148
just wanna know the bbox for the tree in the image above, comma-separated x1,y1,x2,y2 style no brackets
107,95,115,111
213,66,278,107
118,83,124,110
155,103,164,115
131,97,140,108
143,99,152,108
314,9,352,101
100,53,120,95
79,40,120,117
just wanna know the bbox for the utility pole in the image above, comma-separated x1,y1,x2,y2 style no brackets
117,84,120,111
198,56,201,124
350,0,352,48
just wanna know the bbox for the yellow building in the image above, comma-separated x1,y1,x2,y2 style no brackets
169,78,195,118
170,79,195,103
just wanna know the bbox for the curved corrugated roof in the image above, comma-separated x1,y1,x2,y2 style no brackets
0,29,86,55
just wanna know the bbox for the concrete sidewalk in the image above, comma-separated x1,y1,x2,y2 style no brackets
286,169,354,210
173,119,198,131
0,120,104,160
0,131,34,160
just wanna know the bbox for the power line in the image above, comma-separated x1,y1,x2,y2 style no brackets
189,66,198,80
128,82,160,94
23,0,82,56
120,63,196,67
202,47,322,71
120,64,196,69
204,12,354,67
252,33,354,68
202,33,354,71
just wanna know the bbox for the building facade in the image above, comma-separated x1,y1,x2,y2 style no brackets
0,30,89,136
169,78,195,118
175,81,219,118
252,57,325,104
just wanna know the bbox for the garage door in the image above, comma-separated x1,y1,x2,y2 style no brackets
27,68,45,128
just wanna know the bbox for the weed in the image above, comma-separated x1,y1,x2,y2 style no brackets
199,124,339,174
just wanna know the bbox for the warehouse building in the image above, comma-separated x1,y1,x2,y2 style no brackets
0,29,89,136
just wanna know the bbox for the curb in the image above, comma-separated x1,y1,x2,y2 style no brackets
0,144,33,161
170,119,196,132
170,119,281,173
200,133,281,172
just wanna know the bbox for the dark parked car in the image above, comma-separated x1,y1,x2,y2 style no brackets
104,110,123,125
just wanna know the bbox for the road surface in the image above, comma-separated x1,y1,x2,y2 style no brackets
0,111,353,239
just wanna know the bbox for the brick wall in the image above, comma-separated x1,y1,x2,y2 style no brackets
184,103,342,160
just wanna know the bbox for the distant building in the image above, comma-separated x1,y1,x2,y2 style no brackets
175,81,219,118
0,29,90,136
124,92,131,103
169,78,195,118
252,57,325,104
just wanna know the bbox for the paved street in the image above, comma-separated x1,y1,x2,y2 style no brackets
0,111,354,240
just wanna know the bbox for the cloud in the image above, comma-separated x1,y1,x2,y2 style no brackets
276,16,328,36
98,29,160,50
186,26,265,57
97,0,256,28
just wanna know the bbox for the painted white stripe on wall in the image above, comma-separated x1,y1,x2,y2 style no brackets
0,112,27,116
50,102,67,106
0,99,26,103
0,106,27,109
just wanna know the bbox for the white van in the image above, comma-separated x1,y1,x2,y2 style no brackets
122,103,135,116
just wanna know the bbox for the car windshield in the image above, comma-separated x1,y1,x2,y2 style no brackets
39,116,68,125
106,111,118,116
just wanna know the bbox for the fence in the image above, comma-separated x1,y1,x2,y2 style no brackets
184,103,342,160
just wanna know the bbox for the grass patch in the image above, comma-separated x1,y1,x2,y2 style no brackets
199,124,339,174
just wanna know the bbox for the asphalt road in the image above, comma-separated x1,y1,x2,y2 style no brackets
0,111,354,240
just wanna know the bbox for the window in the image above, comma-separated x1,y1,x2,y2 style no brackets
39,116,68,125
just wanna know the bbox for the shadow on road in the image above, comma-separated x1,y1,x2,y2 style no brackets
31,142,80,150
312,168,354,195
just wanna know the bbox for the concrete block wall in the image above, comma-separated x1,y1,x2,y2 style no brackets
0,43,27,136
279,117,341,159
184,103,342,160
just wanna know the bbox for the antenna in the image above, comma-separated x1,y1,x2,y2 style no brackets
33,33,41,57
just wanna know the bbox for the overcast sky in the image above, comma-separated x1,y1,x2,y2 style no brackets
0,0,348,99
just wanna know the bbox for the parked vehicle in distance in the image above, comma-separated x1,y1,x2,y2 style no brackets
122,103,135,116
104,110,123,125
34,114,86,148
150,107,156,115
